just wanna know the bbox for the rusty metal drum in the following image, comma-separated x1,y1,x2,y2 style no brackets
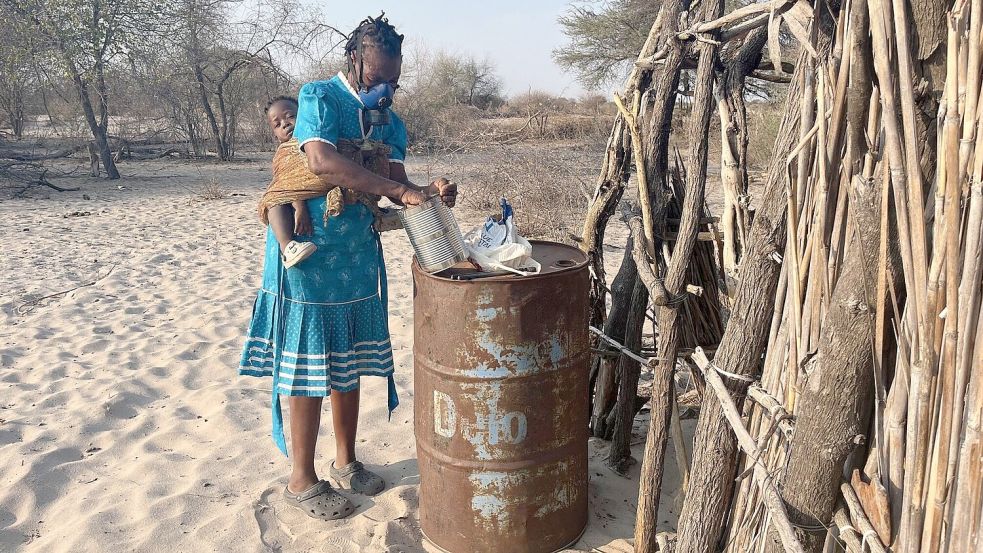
413,240,590,553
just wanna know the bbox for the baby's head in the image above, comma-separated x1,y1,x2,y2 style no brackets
265,96,298,144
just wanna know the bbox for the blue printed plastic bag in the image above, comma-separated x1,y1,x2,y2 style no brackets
465,199,541,275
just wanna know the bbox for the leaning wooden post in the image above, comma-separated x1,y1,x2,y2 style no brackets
580,5,673,328
634,1,723,550
582,2,686,436
591,226,643,437
606,276,650,471
715,27,767,282
581,117,631,326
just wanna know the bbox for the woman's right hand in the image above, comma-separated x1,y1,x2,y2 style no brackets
399,186,428,206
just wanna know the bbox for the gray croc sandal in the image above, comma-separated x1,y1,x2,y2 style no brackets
330,460,385,496
283,480,355,520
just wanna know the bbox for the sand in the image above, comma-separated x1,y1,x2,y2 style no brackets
0,155,686,552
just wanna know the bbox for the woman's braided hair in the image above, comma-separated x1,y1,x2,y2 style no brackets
345,13,403,85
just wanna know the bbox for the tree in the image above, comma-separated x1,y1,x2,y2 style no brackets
554,0,661,89
556,1,778,91
397,47,505,148
420,51,504,109
0,28,37,139
1,0,166,179
169,0,331,160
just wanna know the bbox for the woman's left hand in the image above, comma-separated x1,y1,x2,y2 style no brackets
427,177,458,208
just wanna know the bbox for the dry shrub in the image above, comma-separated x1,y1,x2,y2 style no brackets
462,143,599,243
402,87,614,153
402,104,488,152
545,115,610,141
197,178,229,200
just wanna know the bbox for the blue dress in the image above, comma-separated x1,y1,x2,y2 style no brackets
239,73,408,456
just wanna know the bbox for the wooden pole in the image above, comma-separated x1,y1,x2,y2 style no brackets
634,2,723,548
584,0,689,439
607,277,649,471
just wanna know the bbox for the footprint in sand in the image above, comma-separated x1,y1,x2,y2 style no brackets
368,517,426,552
102,390,154,420
253,488,289,552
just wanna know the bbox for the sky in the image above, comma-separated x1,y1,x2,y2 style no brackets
296,0,595,98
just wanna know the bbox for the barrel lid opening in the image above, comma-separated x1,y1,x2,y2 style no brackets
426,240,588,281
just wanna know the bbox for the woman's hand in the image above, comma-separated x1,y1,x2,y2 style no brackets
293,202,313,236
399,186,429,206
426,177,458,208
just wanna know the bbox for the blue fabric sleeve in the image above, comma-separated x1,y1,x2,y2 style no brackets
383,113,407,162
294,82,340,150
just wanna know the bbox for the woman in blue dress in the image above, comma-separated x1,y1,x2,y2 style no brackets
239,15,457,520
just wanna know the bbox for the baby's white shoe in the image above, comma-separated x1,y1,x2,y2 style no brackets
283,240,317,268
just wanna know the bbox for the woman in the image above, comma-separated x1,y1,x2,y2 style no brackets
239,15,457,520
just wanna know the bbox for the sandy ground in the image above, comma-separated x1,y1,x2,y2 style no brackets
0,154,688,552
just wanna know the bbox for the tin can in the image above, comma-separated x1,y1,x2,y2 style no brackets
397,197,468,273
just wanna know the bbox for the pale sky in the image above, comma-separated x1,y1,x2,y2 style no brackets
299,0,593,98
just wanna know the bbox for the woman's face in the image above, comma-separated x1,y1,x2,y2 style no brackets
267,101,296,144
351,48,402,90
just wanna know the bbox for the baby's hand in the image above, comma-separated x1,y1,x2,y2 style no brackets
293,202,313,237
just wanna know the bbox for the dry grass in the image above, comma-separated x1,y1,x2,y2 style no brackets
451,142,600,243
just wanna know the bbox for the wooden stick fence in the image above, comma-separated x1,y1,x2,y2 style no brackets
580,0,982,551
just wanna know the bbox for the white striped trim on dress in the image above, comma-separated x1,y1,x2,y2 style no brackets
241,363,394,380
248,339,389,347
279,355,394,371
298,137,336,152
278,368,394,382
258,289,377,306
281,344,392,360
279,368,392,382
279,357,394,375
243,342,391,361
239,367,271,374
277,372,393,393
246,348,393,360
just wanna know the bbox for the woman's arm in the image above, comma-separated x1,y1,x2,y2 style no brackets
388,162,427,192
304,141,426,205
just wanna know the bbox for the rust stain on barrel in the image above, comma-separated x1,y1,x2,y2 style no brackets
414,241,590,553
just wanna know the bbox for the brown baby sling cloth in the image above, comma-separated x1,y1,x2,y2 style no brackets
257,137,400,230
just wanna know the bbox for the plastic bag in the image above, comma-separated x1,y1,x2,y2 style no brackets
464,198,541,276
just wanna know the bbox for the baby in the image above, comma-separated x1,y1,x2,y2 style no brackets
259,96,318,268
